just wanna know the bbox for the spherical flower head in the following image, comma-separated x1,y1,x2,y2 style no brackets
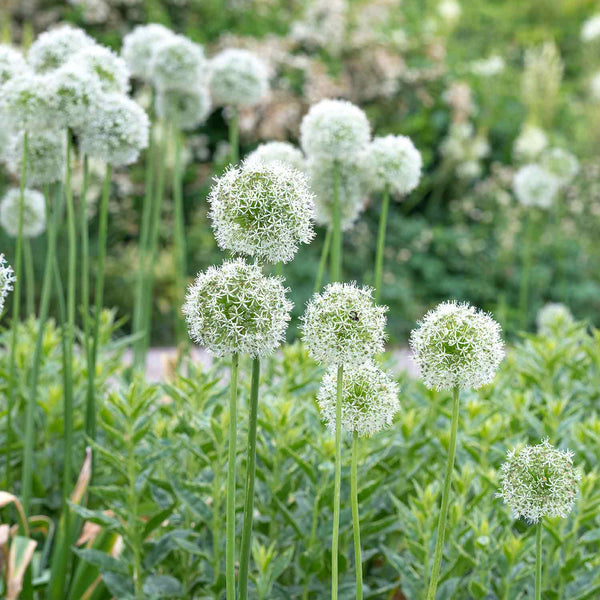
581,14,600,43
28,25,95,73
156,85,211,131
208,48,269,107
540,148,579,187
300,99,371,160
208,161,315,264
0,188,46,238
513,164,560,209
410,300,504,391
536,303,575,336
151,35,207,91
301,283,387,366
245,141,306,172
6,130,66,186
0,73,58,130
0,253,16,315
79,93,149,166
0,45,27,86
121,24,174,79
367,135,422,196
68,44,130,94
318,361,400,437
499,439,580,523
513,125,548,162
182,258,292,358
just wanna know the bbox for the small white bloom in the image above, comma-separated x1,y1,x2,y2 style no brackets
513,164,560,209
28,25,95,73
245,141,306,172
0,188,46,238
540,148,579,186
0,45,28,86
0,253,16,315
151,34,207,91
438,0,461,23
470,55,505,77
536,303,575,336
581,14,600,42
121,23,174,79
155,85,211,131
0,73,58,130
513,125,548,162
68,44,130,94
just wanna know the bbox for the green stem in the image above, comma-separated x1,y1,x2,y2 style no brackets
127,419,143,600
80,156,91,379
314,227,332,293
239,357,260,600
229,107,239,165
426,385,460,600
519,211,534,330
172,123,187,344
351,431,363,600
554,199,566,303
374,184,390,304
535,521,542,600
330,162,342,283
213,454,222,598
23,240,35,317
331,364,343,600
226,353,240,600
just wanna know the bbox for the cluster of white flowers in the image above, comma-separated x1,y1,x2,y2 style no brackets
301,283,387,366
410,301,504,391
208,161,315,264
28,25,95,73
540,148,579,187
0,188,46,238
470,55,505,77
513,125,548,162
0,45,27,86
182,259,292,358
499,439,580,523
440,123,489,180
70,44,129,94
151,35,207,91
317,361,400,437
536,303,575,336
121,24,174,79
513,164,560,209
155,86,212,131
581,14,600,43
0,253,16,315
245,141,306,172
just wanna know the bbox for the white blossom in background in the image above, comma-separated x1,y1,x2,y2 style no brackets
440,123,489,180
581,14,600,43
513,164,560,209
68,0,110,24
183,259,292,358
0,254,16,315
156,86,212,131
0,45,28,86
69,44,130,94
209,48,269,107
245,141,306,172
590,72,600,102
0,73,58,130
540,148,579,186
122,24,174,79
513,124,548,162
499,439,580,523
438,0,461,24
536,303,575,336
151,35,207,91
410,300,504,391
290,0,348,55
317,361,400,437
470,55,505,77
0,188,46,238
28,25,94,73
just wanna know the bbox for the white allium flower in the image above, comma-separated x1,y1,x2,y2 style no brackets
0,188,46,238
0,253,16,315
208,48,269,107
182,258,292,358
155,85,211,131
0,45,28,86
540,148,579,186
0,73,58,130
536,303,575,336
410,300,504,391
245,141,306,172
438,0,461,23
300,99,371,160
317,361,400,437
301,283,387,366
581,14,600,42
121,23,174,79
470,55,505,77
208,161,315,264
68,44,130,94
150,34,207,91
499,439,580,523
367,135,422,196
513,125,548,162
6,130,66,186
79,93,149,166
513,164,560,209
28,25,95,73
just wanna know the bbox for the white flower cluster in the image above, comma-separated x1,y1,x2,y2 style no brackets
581,14,600,43
28,25,94,73
0,188,46,238
155,87,212,131
540,148,579,187
513,125,548,162
0,45,27,86
536,303,575,336
440,123,489,180
70,44,129,94
301,283,387,366
470,55,505,77
0,253,16,315
0,73,58,130
209,48,269,107
513,164,559,209
182,259,292,358
208,161,315,264
151,34,207,91
121,24,174,79
410,300,504,391
317,361,400,437
245,141,306,172
499,439,580,523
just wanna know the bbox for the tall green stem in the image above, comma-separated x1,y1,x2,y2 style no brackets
239,357,260,600
518,211,534,330
23,241,35,316
535,521,542,600
172,123,187,344
426,385,460,600
331,364,343,600
554,200,566,303
314,227,332,293
351,431,363,600
330,162,342,283
374,184,390,304
229,107,239,165
226,353,240,600
127,419,143,600
80,156,91,382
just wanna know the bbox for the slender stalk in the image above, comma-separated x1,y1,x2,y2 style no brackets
226,353,240,600
229,106,239,165
172,123,187,344
518,211,534,330
23,240,35,316
426,385,460,600
127,418,143,600
351,431,363,600
6,131,27,490
331,364,343,600
330,162,342,283
374,184,390,304
239,357,260,600
535,521,542,600
80,156,92,381
212,454,222,598
314,227,332,293
554,199,566,303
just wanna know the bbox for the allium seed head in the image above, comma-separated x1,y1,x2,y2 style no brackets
28,25,95,73
499,439,580,523
318,361,400,437
68,44,130,94
0,253,16,315
209,48,269,107
208,161,315,264
300,99,371,160
301,283,387,366
151,35,207,91
155,85,212,131
0,188,46,238
0,73,58,130
0,45,28,86
540,148,579,186
182,259,292,358
513,125,548,162
513,164,560,209
245,141,306,172
536,303,575,336
410,300,504,391
79,93,149,165
121,24,174,79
